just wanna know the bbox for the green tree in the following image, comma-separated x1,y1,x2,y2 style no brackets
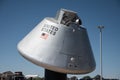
82,76,92,80
93,74,104,80
27,77,42,80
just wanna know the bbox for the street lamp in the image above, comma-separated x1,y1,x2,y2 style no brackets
98,26,104,80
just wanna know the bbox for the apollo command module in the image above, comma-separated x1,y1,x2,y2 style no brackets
17,9,96,75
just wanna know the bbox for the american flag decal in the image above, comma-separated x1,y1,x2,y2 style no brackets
40,33,49,40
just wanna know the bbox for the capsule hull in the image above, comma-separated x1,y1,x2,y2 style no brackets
17,17,95,74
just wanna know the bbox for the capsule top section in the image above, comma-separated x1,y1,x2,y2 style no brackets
55,9,82,26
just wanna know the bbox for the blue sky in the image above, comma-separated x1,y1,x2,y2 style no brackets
0,0,120,79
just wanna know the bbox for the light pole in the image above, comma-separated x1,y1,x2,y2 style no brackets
98,26,104,80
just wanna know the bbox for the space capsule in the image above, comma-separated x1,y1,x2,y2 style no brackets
17,9,96,74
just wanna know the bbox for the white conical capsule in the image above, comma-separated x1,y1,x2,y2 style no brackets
17,9,96,74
